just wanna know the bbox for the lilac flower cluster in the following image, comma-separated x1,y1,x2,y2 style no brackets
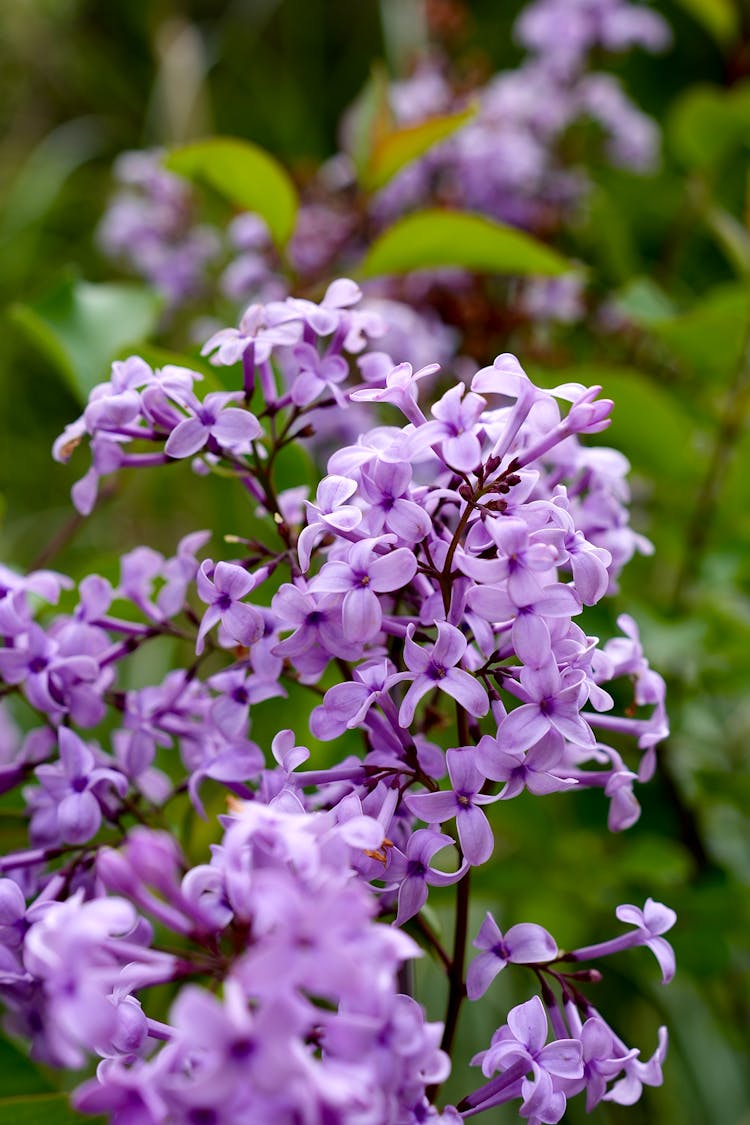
97,151,222,312
370,0,670,232
96,0,670,345
1,278,672,1120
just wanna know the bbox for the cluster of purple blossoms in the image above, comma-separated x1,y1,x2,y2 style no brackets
369,0,669,233
97,150,222,312
1,276,673,1121
96,0,670,345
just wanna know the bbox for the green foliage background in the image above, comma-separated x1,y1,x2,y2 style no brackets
0,1,748,1121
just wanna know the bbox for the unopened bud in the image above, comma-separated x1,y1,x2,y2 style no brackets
565,968,603,983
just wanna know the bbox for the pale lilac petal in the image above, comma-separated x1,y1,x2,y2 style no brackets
58,791,101,844
442,668,489,718
342,586,381,641
512,613,551,667
213,562,255,600
196,606,221,654
59,728,94,778
466,950,506,1000
224,603,264,647
323,278,362,308
386,499,432,542
291,369,325,406
456,805,493,865
498,705,549,752
165,417,208,458
432,622,466,668
549,710,595,747
368,548,417,592
395,877,429,926
403,629,432,674
642,898,677,935
507,996,549,1055
405,790,459,824
615,903,645,928
442,431,482,472
474,912,504,951
648,936,675,983
538,1040,583,1079
505,923,558,963
210,408,261,447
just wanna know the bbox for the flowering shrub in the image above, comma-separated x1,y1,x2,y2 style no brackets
0,274,673,1122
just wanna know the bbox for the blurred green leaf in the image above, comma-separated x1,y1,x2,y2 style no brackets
0,810,31,854
165,137,298,248
649,282,750,381
614,277,679,324
10,277,163,402
0,118,101,243
673,0,739,45
531,363,701,480
0,1034,54,1097
360,103,476,192
669,82,750,169
346,64,394,180
0,1093,100,1123
358,210,570,278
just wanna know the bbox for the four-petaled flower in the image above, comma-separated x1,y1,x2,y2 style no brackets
467,912,558,999
196,560,265,654
391,622,489,728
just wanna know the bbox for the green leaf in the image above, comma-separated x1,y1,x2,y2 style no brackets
613,277,678,325
0,810,31,854
10,277,163,402
530,363,701,483
360,103,476,192
669,82,750,169
0,118,101,244
345,65,394,181
358,210,570,279
0,1034,54,1097
650,282,750,382
165,137,298,248
0,1092,101,1123
673,0,738,45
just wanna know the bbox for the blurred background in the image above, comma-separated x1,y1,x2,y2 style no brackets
0,1,748,1122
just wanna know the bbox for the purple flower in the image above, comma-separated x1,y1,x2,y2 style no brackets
309,659,394,739
0,624,100,721
476,995,582,1122
164,392,261,459
393,622,489,728
311,537,418,642
605,1026,668,1106
475,729,577,799
467,913,558,999
201,303,301,366
350,361,439,426
297,476,363,572
35,729,127,844
615,899,677,983
196,561,265,654
358,460,432,544
386,828,467,924
415,383,487,472
289,342,349,407
567,898,676,983
497,659,594,752
405,750,498,865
